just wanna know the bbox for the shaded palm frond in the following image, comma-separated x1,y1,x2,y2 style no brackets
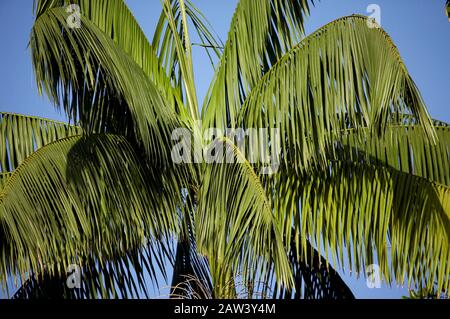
0,173,13,189
12,243,169,299
273,160,450,294
239,15,435,176
31,7,181,166
271,237,354,299
0,112,81,173
170,191,213,299
0,134,179,287
196,138,292,297
270,120,449,241
332,122,450,186
202,0,314,129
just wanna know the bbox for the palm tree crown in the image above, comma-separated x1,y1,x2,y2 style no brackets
0,0,449,299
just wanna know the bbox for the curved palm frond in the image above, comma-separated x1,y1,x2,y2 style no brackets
239,15,436,175
31,6,182,166
332,121,450,186
0,112,81,173
33,0,184,115
202,0,314,129
196,138,292,298
272,160,450,294
160,0,199,120
0,134,179,287
271,119,449,242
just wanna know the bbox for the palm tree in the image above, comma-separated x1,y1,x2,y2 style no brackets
0,0,449,299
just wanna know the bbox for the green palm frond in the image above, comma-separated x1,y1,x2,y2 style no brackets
0,112,81,172
202,0,314,129
0,134,179,285
239,15,435,175
274,160,450,293
153,0,223,71
6,0,448,300
33,0,184,114
196,138,292,297
270,119,449,239
158,0,199,120
271,237,355,299
31,6,181,165
333,121,450,185
153,0,222,118
0,173,12,189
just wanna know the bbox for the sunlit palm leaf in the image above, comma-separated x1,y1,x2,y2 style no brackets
155,0,203,119
196,138,292,297
0,112,81,172
239,15,435,176
31,7,181,166
153,0,222,117
278,161,450,293
203,0,313,129
33,0,184,114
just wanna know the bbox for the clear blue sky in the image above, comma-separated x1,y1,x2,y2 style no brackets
0,0,449,299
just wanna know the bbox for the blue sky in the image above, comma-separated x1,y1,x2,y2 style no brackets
0,0,449,299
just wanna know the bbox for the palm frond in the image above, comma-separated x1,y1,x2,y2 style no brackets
196,138,292,297
33,0,184,115
271,237,355,299
0,134,179,287
332,121,450,186
31,6,181,165
202,0,314,128
0,173,12,189
239,15,436,176
274,160,450,294
152,0,222,111
0,112,81,173
12,243,168,299
154,0,221,120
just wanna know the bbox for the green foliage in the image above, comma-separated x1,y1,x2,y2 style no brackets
0,112,81,172
0,135,179,288
0,0,448,299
